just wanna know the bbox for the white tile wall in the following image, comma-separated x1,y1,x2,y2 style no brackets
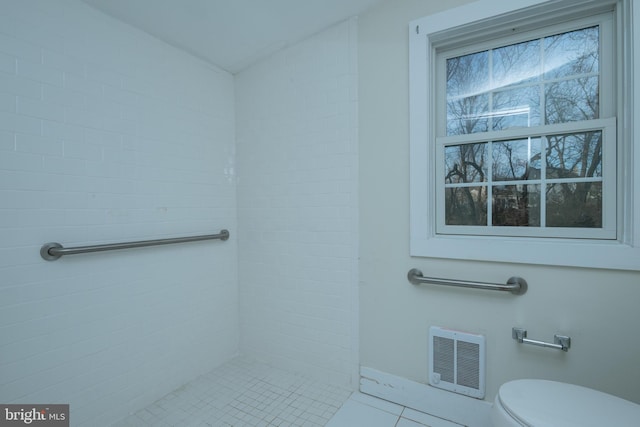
1,0,361,424
235,19,359,387
0,0,237,425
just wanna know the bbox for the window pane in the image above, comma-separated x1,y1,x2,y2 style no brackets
492,184,541,226
546,182,602,227
447,51,489,97
546,131,602,179
493,39,540,88
447,51,489,135
445,186,488,225
545,76,599,123
445,143,488,183
544,26,599,79
492,138,541,181
447,95,489,135
492,86,541,130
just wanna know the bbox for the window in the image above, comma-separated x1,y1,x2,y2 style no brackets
409,0,640,270
437,16,615,239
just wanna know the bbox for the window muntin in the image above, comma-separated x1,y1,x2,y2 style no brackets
435,16,615,239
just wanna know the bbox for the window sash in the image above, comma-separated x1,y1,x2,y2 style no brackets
435,13,615,137
435,118,616,239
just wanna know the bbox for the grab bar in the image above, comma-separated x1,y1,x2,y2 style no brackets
407,269,527,295
40,230,230,261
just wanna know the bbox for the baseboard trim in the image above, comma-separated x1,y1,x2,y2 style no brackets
360,367,492,427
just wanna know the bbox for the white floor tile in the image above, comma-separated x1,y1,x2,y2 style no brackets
396,418,428,427
111,356,479,426
325,399,400,427
349,392,404,416
402,407,464,427
110,356,351,426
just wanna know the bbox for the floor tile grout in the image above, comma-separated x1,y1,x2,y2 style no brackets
110,356,353,426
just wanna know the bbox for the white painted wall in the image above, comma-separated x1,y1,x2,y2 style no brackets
0,0,237,424
236,19,359,387
359,0,640,405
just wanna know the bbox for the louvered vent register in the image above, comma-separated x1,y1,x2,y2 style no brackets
429,326,485,399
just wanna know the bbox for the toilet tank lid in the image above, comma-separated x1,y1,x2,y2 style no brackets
498,379,640,427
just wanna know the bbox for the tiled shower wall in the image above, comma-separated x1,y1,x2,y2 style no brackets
235,19,359,387
0,0,237,424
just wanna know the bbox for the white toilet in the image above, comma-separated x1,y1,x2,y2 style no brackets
491,379,640,426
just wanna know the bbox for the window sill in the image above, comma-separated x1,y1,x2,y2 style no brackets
410,234,640,271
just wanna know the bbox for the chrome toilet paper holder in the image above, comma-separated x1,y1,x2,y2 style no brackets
512,327,571,352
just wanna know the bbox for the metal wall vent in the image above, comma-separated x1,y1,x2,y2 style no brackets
429,326,485,399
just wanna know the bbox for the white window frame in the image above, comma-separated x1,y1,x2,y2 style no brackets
409,0,640,270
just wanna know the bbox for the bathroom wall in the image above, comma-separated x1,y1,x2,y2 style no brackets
235,19,359,387
359,0,640,404
0,0,237,424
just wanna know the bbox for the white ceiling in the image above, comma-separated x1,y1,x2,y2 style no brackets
80,0,384,74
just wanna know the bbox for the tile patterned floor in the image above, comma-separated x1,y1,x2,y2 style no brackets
111,357,352,427
111,356,464,426
326,392,463,427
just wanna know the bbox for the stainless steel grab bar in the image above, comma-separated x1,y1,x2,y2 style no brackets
40,230,230,261
407,268,527,295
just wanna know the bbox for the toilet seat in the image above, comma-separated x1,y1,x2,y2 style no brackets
494,379,640,426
